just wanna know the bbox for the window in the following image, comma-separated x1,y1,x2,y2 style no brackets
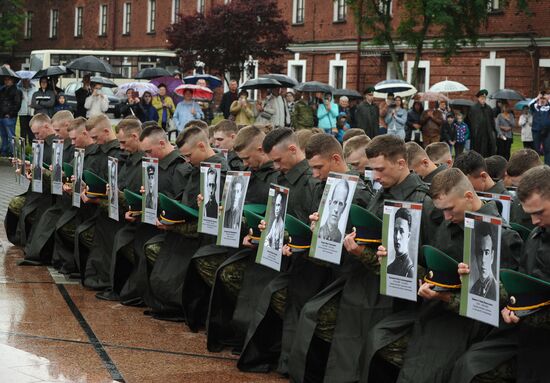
292,0,304,24
147,0,156,33
197,0,205,13
488,0,502,12
171,0,181,23
378,0,393,16
333,0,346,22
98,4,108,36
74,7,83,37
24,11,32,39
49,9,58,39
329,54,347,89
288,53,307,83
123,3,131,34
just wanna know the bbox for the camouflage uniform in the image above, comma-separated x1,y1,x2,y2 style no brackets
79,226,95,249
195,253,228,288
271,287,288,319
314,293,341,343
219,259,248,299
8,196,26,216
59,217,77,243
145,242,162,266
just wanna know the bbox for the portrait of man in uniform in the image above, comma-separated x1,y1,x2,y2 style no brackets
109,160,117,205
265,192,286,251
318,179,350,243
33,143,42,180
387,207,414,278
204,167,219,219
470,221,497,300
145,164,156,210
53,145,62,183
223,176,245,229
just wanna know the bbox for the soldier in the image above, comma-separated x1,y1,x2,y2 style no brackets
387,207,414,278
317,180,349,243
362,168,522,383
203,167,218,219
211,119,244,170
425,141,454,168
343,134,370,173
4,114,56,247
223,175,245,230
405,141,446,184
144,165,155,209
22,110,74,265
454,150,509,194
264,192,285,250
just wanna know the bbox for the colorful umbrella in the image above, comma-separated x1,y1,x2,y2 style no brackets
174,84,213,101
117,82,159,97
150,76,184,94
514,99,533,111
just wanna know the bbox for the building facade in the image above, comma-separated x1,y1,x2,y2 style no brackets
10,0,550,98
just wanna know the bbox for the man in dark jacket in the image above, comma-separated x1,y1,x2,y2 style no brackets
75,74,92,118
354,87,379,138
219,79,239,119
454,150,509,195
0,75,22,157
529,92,550,165
468,89,497,157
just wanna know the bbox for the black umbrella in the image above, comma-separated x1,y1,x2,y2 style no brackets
240,78,282,90
66,55,115,76
90,76,117,88
0,66,20,79
333,88,362,99
263,74,299,88
135,67,172,80
295,81,335,94
32,65,72,79
489,89,525,101
450,98,474,107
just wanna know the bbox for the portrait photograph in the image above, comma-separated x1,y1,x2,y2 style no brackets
218,171,251,248
142,158,158,225
198,162,222,236
108,157,119,221
264,191,287,251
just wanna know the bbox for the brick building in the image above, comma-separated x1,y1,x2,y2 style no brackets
10,0,550,99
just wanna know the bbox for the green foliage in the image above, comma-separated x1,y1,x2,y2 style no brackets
0,0,25,52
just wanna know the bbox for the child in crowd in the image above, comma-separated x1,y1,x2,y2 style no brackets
453,111,469,155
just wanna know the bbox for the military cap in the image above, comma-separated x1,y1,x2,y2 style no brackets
25,153,32,162
364,86,376,95
159,193,198,224
422,245,461,292
348,204,382,247
147,165,155,177
501,269,550,317
42,161,50,170
244,204,267,216
63,162,74,179
476,89,489,97
82,170,107,198
124,189,143,216
510,222,532,242
243,209,264,244
286,214,312,254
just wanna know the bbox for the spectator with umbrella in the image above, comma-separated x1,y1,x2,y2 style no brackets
136,91,159,124
173,88,203,132
317,92,339,135
385,95,407,140
0,68,21,157
420,101,445,146
273,87,290,128
152,84,175,130
355,87,379,138
219,79,239,119
120,88,141,118
529,91,550,164
468,89,497,157
495,102,515,160
30,77,55,117
291,91,314,130
84,81,109,118
75,74,92,118
196,79,213,124
17,73,36,144
519,105,533,150
406,100,424,144
230,90,254,125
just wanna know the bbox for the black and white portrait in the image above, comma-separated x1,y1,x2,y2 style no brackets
109,159,118,205
145,164,156,210
53,144,63,183
204,167,219,219
387,207,415,278
223,175,245,229
264,192,287,251
317,179,350,243
32,143,42,180
469,221,498,301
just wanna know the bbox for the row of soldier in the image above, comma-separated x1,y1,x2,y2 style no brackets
4,110,549,383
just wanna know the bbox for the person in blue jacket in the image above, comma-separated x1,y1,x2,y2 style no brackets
317,93,339,135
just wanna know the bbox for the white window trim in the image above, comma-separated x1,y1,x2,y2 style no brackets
480,51,505,91
197,0,205,13
329,53,347,89
378,0,393,16
122,3,131,35
333,0,347,22
171,0,180,24
147,0,156,33
98,4,108,36
386,61,404,80
287,53,307,83
292,0,305,24
406,60,430,92
24,12,32,39
49,9,58,38
539,59,550,68
74,7,82,37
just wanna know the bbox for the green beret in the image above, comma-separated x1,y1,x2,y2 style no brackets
83,170,107,199
348,204,382,247
510,222,532,242
124,189,143,215
42,161,50,170
63,162,74,179
365,86,376,95
501,269,550,317
422,245,461,291
243,209,264,244
244,204,267,216
158,193,198,224
285,214,312,253
476,89,488,97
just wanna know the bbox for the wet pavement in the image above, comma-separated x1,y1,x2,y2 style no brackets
0,161,285,383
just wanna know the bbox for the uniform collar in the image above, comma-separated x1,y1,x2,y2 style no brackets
85,143,99,155
159,149,183,170
282,159,310,185
45,134,56,146
422,164,446,184
386,172,424,200
100,139,120,154
253,161,276,180
487,180,507,195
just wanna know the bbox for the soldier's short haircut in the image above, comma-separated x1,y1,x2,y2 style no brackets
262,128,297,154
29,113,51,127
184,119,208,131
430,168,475,199
395,207,412,227
85,114,111,132
176,125,208,148
343,135,371,160
67,117,87,132
485,155,508,181
139,124,167,142
141,121,158,130
233,125,265,153
51,110,74,123
453,150,487,176
342,128,366,143
305,133,343,160
405,141,428,167
212,119,238,134
517,165,550,202
295,129,315,152
506,149,542,177
365,135,406,163
116,118,142,135
425,142,451,164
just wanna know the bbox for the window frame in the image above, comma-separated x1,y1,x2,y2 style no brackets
24,11,33,39
197,0,205,14
147,0,156,33
98,4,108,36
333,0,347,23
49,9,59,39
171,0,181,24
292,0,305,25
74,7,83,38
122,2,131,35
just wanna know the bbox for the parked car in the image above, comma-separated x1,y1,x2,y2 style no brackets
64,81,124,118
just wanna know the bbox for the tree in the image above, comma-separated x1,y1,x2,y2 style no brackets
166,0,291,84
0,0,25,56
347,0,530,88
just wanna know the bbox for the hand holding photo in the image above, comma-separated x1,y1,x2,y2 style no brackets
72,148,85,207
142,157,159,225
108,157,119,221
31,140,44,193
51,139,64,195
